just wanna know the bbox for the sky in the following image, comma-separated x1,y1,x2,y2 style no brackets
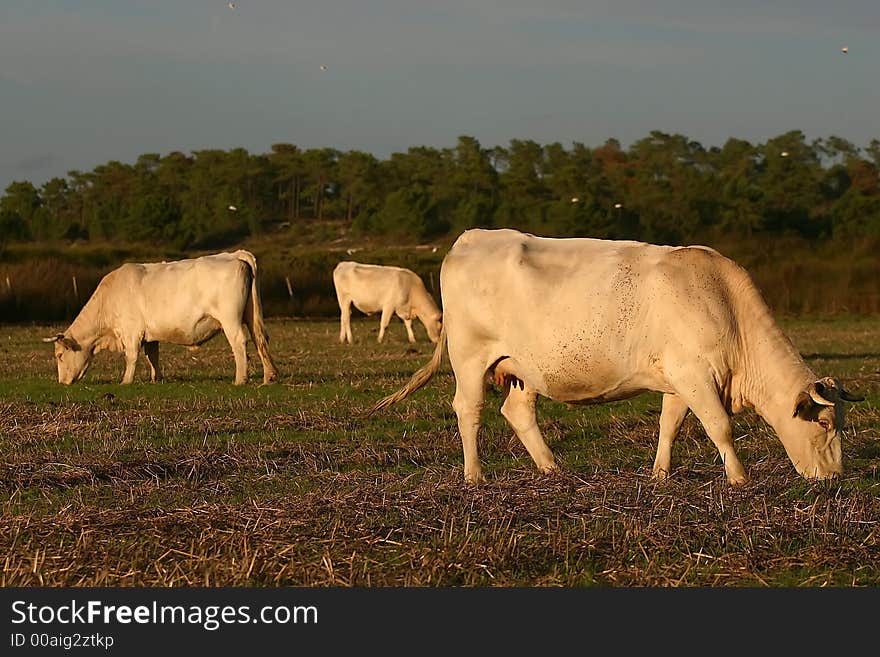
1,1,878,192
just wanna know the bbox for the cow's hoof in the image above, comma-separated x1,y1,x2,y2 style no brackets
651,467,671,481
464,472,486,485
727,474,748,486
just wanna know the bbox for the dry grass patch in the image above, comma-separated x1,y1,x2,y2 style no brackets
1,317,878,586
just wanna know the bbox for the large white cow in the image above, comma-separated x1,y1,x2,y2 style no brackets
371,228,863,484
333,261,442,344
44,250,279,385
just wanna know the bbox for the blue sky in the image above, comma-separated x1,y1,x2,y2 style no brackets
1,1,877,191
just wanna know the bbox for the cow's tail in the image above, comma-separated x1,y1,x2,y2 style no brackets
236,250,279,384
368,321,447,416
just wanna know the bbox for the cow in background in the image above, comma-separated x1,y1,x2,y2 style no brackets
333,261,442,344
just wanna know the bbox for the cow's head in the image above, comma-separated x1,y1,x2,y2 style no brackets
43,333,93,384
786,377,864,479
423,312,442,344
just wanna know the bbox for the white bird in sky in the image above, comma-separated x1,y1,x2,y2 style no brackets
614,203,623,209
780,151,790,157
228,205,238,211
320,64,328,71
228,2,236,9
841,46,848,54
570,197,579,203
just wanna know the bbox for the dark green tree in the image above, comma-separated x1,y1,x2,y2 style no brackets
301,148,339,220
1,181,43,240
336,150,381,222
268,143,305,223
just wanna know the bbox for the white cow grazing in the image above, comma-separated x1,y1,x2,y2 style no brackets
333,261,442,344
44,250,279,385
371,228,863,485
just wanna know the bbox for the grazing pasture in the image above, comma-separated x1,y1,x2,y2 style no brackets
1,316,878,586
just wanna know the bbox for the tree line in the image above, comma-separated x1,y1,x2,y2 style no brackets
2,130,879,248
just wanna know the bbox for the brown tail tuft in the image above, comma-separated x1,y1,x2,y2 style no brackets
368,322,447,415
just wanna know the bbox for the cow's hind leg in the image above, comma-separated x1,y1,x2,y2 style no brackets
338,296,353,344
451,359,488,484
668,371,746,484
245,324,277,384
500,386,556,474
243,297,278,384
143,341,162,383
652,393,689,480
221,321,249,385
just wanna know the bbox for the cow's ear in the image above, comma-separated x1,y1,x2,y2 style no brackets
793,391,813,419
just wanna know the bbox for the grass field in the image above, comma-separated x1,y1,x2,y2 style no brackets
1,315,878,586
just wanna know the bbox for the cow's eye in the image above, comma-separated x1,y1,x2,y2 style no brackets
818,418,832,431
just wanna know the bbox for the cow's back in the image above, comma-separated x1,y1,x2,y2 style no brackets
440,229,744,401
119,253,250,344
441,229,681,338
334,261,415,312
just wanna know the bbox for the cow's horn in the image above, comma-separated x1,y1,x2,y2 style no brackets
839,386,865,403
809,380,835,407
42,333,64,343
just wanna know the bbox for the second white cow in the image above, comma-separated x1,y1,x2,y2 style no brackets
333,261,442,344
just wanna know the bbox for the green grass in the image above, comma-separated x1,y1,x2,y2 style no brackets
0,315,878,586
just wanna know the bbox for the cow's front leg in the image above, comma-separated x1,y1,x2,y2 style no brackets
402,317,416,343
377,307,393,343
652,393,689,480
121,340,141,384
669,371,747,484
144,341,162,383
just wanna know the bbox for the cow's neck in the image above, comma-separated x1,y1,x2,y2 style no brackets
66,294,107,349
411,293,435,320
737,302,814,431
